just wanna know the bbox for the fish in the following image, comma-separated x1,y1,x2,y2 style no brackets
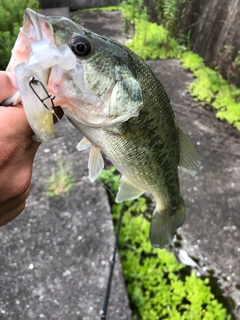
7,8,200,248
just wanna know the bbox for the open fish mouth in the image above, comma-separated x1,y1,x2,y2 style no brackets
5,9,78,141
23,9,56,44
22,8,43,40
6,9,55,72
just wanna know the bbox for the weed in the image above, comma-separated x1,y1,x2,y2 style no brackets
120,1,184,59
155,0,181,38
46,159,76,197
71,15,81,24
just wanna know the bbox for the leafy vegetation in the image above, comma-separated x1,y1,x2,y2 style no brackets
127,19,183,60
0,0,39,70
181,52,240,130
120,0,183,59
154,0,181,37
46,159,76,197
99,167,232,320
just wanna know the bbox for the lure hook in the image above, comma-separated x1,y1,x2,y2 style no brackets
29,76,55,113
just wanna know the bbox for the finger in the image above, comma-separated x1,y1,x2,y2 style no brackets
0,71,18,103
0,187,30,226
0,105,41,152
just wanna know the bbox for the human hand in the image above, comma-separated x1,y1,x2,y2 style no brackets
0,71,41,226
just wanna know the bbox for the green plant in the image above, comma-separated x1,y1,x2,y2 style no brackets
120,1,184,59
0,0,39,70
154,0,181,37
71,15,81,24
120,0,146,34
46,159,76,197
181,51,240,130
99,167,232,319
127,19,183,60
234,50,240,67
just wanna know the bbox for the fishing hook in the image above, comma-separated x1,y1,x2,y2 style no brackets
29,76,55,112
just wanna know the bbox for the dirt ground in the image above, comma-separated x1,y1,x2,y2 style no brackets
0,8,239,319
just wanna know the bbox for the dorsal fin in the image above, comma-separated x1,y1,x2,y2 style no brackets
178,128,200,177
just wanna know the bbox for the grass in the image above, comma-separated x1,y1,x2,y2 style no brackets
46,159,76,197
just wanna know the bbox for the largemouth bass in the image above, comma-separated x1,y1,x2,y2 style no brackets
7,9,200,248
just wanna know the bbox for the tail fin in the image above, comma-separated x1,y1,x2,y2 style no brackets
149,198,185,248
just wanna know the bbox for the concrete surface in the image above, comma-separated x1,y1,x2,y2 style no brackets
40,7,70,18
70,0,119,10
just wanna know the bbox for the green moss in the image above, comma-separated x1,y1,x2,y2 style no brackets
81,6,120,12
99,168,232,319
180,51,240,130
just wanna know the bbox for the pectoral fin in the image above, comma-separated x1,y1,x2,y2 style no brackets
88,145,104,183
108,65,143,123
116,176,145,202
178,128,200,177
76,137,92,151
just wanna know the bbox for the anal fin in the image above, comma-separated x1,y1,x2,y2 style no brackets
116,176,145,202
77,136,92,151
88,145,104,183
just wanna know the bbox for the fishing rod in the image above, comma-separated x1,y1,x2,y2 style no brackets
100,204,124,320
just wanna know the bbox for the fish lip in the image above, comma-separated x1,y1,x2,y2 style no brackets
23,8,43,40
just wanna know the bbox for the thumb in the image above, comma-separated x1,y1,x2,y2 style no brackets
0,71,19,103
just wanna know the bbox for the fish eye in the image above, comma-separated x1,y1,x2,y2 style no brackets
71,37,92,57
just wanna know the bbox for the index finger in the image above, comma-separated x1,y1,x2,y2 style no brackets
0,71,19,103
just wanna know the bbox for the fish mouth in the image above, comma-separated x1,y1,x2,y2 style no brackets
23,8,55,43
6,9,55,72
23,8,43,40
